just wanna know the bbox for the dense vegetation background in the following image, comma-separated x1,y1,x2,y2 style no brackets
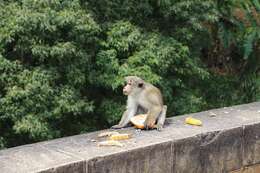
0,0,259,149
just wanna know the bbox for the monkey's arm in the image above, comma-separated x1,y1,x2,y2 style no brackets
111,105,137,129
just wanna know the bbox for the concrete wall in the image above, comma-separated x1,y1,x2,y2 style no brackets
1,102,260,173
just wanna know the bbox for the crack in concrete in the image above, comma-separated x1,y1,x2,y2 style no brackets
200,131,222,147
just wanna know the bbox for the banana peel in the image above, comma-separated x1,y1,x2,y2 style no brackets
97,132,131,148
98,140,124,147
185,117,202,126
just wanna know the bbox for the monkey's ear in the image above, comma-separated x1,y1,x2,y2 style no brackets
138,82,144,88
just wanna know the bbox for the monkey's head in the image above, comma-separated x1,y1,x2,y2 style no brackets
123,76,144,96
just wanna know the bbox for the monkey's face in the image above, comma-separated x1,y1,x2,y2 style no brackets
123,76,144,96
123,83,132,95
123,80,133,95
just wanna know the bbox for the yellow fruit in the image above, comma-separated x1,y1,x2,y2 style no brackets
130,114,147,129
185,117,202,126
109,133,131,140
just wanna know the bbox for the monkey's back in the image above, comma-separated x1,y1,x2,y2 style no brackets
139,83,163,108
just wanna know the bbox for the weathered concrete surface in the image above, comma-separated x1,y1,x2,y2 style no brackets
0,102,260,173
0,143,85,173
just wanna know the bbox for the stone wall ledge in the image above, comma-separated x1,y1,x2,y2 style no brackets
1,102,260,173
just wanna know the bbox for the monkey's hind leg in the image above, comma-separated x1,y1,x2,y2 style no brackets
155,105,167,131
144,106,162,130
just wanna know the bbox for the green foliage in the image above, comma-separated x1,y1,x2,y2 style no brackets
98,99,125,125
0,0,259,148
213,0,260,101
0,0,98,147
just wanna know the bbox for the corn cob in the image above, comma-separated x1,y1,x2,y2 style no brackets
98,140,124,147
109,133,131,140
98,131,119,137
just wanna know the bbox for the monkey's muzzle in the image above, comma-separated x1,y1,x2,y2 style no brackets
123,87,129,95
123,91,129,95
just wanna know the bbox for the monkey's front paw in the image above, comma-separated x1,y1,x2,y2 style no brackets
111,124,123,129
155,124,163,131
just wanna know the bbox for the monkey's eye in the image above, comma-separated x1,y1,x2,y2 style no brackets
138,83,143,88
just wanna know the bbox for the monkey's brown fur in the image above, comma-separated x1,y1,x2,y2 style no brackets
112,76,167,130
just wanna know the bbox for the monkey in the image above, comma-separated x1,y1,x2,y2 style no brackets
112,76,167,131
